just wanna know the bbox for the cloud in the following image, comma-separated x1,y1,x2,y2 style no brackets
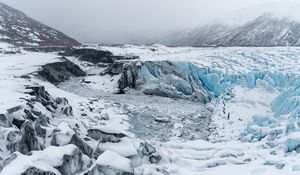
1,0,300,43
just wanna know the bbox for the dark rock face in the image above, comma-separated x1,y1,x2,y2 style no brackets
87,128,127,143
101,61,126,76
69,135,94,158
37,58,86,85
51,132,94,158
0,114,12,127
141,142,156,156
12,120,42,154
55,147,86,175
103,61,211,103
0,2,80,47
62,48,138,64
20,167,56,175
139,142,161,164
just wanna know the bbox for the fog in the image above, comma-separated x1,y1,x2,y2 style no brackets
2,0,300,44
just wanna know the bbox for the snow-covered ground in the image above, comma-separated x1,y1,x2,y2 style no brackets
2,44,300,174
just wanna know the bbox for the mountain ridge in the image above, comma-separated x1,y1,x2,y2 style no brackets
156,13,300,47
0,2,80,47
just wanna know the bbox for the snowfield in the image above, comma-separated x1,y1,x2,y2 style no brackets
2,43,300,174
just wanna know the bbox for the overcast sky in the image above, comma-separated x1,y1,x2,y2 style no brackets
1,0,300,43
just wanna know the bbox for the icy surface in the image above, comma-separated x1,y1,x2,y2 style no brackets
3,44,300,174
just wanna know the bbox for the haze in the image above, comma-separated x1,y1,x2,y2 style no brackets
2,0,300,44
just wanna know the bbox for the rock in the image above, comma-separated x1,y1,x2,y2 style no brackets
37,58,86,85
11,120,42,154
7,105,23,114
62,48,138,64
55,147,87,175
51,122,93,157
20,167,56,175
87,128,127,143
1,152,18,169
55,98,73,116
141,142,156,156
69,134,93,158
1,145,91,175
139,142,161,164
12,118,25,129
87,150,134,175
35,121,47,138
275,163,285,169
6,130,19,152
93,138,138,159
101,61,126,75
149,155,161,164
0,114,12,127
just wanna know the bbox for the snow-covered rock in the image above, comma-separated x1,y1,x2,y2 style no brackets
87,150,134,175
1,144,91,175
87,127,128,143
51,122,93,157
62,48,137,64
37,58,86,85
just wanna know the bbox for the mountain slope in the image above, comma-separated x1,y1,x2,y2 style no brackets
0,2,80,47
159,13,300,47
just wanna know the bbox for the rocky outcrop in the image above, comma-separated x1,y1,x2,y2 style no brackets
5,85,74,154
87,128,127,143
37,58,86,84
103,61,211,103
62,48,138,64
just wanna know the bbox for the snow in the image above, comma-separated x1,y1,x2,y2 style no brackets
96,150,133,172
96,137,138,157
0,145,79,175
4,44,300,175
0,50,61,114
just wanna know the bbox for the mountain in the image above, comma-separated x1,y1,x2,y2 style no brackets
158,13,300,47
0,2,80,47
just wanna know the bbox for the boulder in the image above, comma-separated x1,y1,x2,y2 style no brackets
140,142,161,164
51,122,93,157
1,145,91,175
11,120,42,154
141,142,156,156
0,114,12,127
87,150,134,175
87,127,127,143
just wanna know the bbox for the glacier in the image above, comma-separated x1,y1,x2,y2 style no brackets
3,44,300,174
